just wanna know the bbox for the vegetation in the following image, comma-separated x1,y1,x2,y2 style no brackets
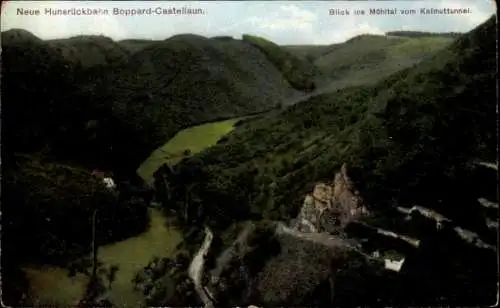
2,154,149,265
1,154,150,306
242,34,318,91
153,16,496,305
1,30,302,177
118,39,160,54
21,208,181,307
386,31,462,38
163,16,495,226
285,32,456,91
1,14,496,307
48,35,131,68
0,28,314,306
138,118,243,184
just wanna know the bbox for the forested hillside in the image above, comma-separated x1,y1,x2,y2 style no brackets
148,15,497,306
164,15,496,252
0,27,331,306
1,30,315,175
242,34,318,91
1,15,496,307
286,32,456,90
48,35,131,68
118,38,159,54
101,34,306,167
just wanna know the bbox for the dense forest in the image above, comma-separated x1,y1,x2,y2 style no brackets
155,15,497,305
162,15,496,227
0,27,319,306
1,13,497,307
1,29,315,176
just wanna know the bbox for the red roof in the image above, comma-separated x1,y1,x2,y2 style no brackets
91,170,106,178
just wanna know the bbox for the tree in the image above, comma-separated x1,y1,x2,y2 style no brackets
107,265,120,289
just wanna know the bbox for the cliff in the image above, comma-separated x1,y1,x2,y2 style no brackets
188,161,497,306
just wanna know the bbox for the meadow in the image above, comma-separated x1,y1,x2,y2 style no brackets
23,208,182,307
137,118,242,184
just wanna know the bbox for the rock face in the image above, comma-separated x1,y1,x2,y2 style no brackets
296,163,369,233
190,164,379,307
187,161,498,307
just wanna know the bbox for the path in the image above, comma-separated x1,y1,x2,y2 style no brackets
188,227,215,308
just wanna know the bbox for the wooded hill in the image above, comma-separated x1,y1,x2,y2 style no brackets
153,15,496,306
285,32,456,90
165,15,496,241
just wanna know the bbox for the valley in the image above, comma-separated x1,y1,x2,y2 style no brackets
22,208,181,307
1,10,497,308
138,117,243,185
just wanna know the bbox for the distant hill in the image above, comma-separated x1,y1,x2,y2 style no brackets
1,30,313,175
1,29,78,154
48,35,131,67
118,38,160,54
242,34,318,91
385,31,462,38
285,33,456,91
99,34,308,170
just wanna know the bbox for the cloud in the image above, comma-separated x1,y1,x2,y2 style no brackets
312,22,385,45
1,1,496,44
247,4,317,31
433,0,495,30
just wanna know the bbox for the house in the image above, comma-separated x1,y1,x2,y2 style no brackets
91,169,116,190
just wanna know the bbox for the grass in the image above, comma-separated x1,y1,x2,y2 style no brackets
137,118,242,184
22,266,89,307
387,36,455,58
22,208,182,307
291,34,456,92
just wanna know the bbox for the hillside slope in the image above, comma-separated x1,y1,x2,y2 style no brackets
1,29,79,154
286,33,456,91
1,30,314,175
118,39,160,54
166,15,496,223
98,34,308,170
242,34,318,91
48,35,131,68
151,15,497,306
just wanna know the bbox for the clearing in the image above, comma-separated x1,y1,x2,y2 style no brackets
137,118,241,184
23,208,182,307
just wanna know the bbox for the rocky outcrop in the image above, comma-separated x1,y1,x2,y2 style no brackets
184,164,382,306
187,161,498,306
295,164,369,233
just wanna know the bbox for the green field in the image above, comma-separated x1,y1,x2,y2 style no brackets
137,118,242,184
24,117,242,306
23,208,182,307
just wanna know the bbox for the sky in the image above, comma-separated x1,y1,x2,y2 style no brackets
1,0,497,45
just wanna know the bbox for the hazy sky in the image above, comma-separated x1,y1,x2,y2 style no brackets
1,1,496,44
